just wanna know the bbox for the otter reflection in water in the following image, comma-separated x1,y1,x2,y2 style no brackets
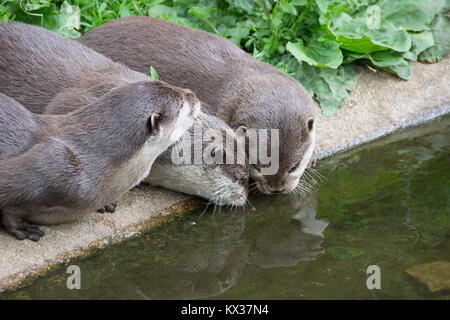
120,192,328,299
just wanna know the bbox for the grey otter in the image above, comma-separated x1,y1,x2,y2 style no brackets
0,81,197,241
79,16,316,194
0,21,249,206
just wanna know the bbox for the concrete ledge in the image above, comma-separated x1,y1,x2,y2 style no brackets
1,56,449,292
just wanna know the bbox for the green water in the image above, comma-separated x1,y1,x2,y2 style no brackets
2,116,449,300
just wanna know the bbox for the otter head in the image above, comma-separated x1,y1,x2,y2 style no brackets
152,114,249,206
85,80,200,170
230,72,315,195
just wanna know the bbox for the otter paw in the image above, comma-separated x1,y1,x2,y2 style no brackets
8,222,44,242
97,202,118,214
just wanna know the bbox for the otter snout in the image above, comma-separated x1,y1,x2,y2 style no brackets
252,174,300,194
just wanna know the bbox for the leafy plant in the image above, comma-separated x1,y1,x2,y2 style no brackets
0,0,81,37
1,0,449,116
150,66,159,80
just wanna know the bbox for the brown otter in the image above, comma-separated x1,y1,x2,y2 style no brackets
0,21,249,206
0,81,198,241
79,16,316,194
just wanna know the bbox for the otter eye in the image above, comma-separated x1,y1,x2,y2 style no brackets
210,147,224,163
307,118,314,132
289,162,300,173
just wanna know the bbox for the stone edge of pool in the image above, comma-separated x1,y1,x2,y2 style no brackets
0,56,449,292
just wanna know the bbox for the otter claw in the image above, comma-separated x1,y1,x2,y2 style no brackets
9,222,44,242
97,202,118,214
105,203,117,212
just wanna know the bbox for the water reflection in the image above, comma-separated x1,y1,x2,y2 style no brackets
124,193,327,299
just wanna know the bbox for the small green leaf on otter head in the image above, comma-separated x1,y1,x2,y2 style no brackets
150,66,159,81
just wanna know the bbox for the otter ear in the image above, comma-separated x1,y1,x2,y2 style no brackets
235,125,247,137
148,113,161,135
307,118,314,132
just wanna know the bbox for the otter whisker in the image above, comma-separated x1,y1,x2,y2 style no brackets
199,200,213,217
306,167,327,182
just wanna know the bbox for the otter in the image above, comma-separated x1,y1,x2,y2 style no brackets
146,113,248,206
0,81,197,241
79,16,316,194
0,21,248,206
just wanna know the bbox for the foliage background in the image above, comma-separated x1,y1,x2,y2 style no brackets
1,0,449,116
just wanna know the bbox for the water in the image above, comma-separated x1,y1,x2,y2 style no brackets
1,116,449,300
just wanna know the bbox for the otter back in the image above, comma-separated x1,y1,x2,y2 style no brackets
0,21,148,114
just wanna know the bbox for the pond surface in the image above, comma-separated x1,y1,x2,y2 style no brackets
2,115,449,300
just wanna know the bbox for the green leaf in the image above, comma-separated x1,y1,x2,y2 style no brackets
148,5,177,20
188,7,222,32
341,50,414,80
226,0,256,13
98,2,107,13
378,0,444,32
287,37,343,69
279,1,297,15
223,21,252,45
295,61,357,116
292,0,308,6
44,1,81,39
324,12,411,53
368,51,406,68
359,51,414,80
419,14,450,63
150,66,159,81
118,1,132,17
315,0,329,13
148,0,169,5
403,31,434,60
386,61,414,80
23,0,52,11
